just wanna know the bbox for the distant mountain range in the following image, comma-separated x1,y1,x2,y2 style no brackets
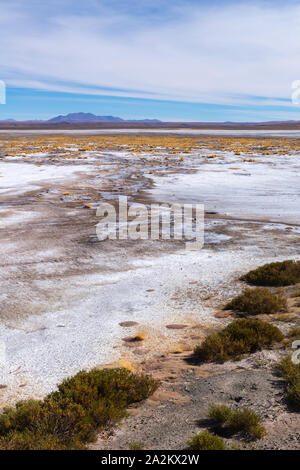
0,113,161,123
2,114,300,130
48,112,161,123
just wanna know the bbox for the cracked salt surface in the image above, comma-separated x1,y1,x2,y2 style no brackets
150,155,300,225
0,161,93,195
0,246,290,402
0,209,37,228
1,140,300,404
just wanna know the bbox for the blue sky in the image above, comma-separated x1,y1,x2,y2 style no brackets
1,0,300,122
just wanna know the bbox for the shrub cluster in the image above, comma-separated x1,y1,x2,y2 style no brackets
193,319,284,363
128,442,144,450
209,405,266,440
225,287,287,315
0,368,159,450
287,327,300,339
241,260,300,287
186,430,227,450
277,357,300,410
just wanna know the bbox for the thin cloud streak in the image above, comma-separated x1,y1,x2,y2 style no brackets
7,79,294,109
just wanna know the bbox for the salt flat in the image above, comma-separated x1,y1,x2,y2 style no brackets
2,129,300,137
0,161,93,195
0,132,299,405
150,153,300,224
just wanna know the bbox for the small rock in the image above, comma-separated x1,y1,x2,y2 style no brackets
122,336,143,343
166,324,187,330
215,311,231,318
119,321,139,327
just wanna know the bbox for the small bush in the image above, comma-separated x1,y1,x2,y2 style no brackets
287,327,300,339
277,356,300,382
0,368,159,450
49,368,158,412
209,404,232,424
242,260,300,287
225,288,287,315
128,442,144,450
194,319,284,363
277,356,300,410
187,431,227,450
209,405,266,440
0,399,89,450
0,430,82,451
226,408,266,440
286,382,300,410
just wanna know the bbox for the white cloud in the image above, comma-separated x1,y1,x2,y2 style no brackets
1,1,300,106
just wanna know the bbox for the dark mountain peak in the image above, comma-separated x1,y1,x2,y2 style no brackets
48,112,124,123
48,112,162,123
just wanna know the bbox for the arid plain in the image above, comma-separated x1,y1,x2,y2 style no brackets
0,129,300,449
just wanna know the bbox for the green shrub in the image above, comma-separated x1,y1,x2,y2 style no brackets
277,356,300,410
194,319,284,363
128,442,144,450
287,327,300,339
0,399,90,450
277,356,300,384
226,408,266,440
209,405,266,440
0,369,159,450
187,430,227,450
48,368,158,426
286,383,300,410
225,288,287,315
209,404,233,424
241,260,300,287
0,430,81,451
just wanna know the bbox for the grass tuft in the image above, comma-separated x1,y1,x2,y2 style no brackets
128,442,144,450
287,327,300,339
241,260,300,287
209,405,266,440
0,368,159,450
209,404,233,424
277,356,300,410
194,319,284,363
187,430,227,450
225,288,287,315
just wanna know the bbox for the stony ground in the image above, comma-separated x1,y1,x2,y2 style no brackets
91,285,300,451
91,349,300,450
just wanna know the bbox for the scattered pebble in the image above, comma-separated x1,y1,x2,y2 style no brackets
122,336,144,343
166,324,187,329
119,321,139,327
215,311,231,318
